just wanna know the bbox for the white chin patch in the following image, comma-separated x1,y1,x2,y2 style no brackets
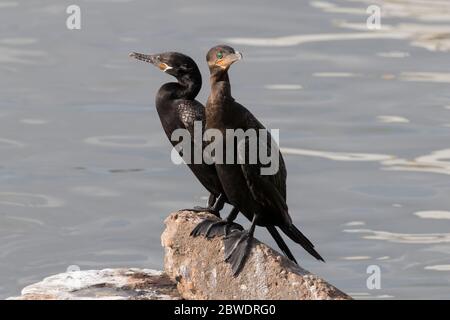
163,65,173,72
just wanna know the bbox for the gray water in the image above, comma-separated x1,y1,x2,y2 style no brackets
1,0,450,299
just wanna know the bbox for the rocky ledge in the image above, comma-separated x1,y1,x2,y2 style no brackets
10,210,350,300
9,268,181,300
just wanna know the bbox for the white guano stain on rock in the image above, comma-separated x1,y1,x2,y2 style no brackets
9,268,181,300
254,248,269,299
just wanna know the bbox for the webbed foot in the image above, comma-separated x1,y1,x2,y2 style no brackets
190,219,243,238
223,229,254,276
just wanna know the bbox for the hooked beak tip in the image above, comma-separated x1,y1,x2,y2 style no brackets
129,52,155,64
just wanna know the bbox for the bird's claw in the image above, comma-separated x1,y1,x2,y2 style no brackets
190,219,243,238
223,229,253,276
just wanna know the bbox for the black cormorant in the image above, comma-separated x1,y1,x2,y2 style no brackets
129,51,228,215
203,45,324,275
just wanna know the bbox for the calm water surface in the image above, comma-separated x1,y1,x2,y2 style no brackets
1,0,450,299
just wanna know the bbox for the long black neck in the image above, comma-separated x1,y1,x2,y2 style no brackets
156,70,202,109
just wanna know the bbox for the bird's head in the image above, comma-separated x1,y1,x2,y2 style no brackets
129,51,200,80
206,45,242,74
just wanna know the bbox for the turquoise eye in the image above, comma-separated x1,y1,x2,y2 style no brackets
216,51,223,59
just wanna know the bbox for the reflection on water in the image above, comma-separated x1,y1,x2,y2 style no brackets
310,1,367,15
341,256,371,260
0,138,25,148
343,221,365,227
281,148,393,162
313,72,361,78
425,265,450,271
264,84,303,90
414,211,450,220
1,0,450,300
0,192,64,208
84,136,156,148
225,31,409,47
400,72,450,83
377,51,410,58
377,116,410,124
228,0,450,53
3,215,45,227
382,149,450,176
349,293,395,299
71,186,120,198
0,46,46,64
282,148,450,176
344,229,450,244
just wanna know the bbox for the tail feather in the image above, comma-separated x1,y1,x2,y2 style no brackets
280,224,325,262
266,226,298,264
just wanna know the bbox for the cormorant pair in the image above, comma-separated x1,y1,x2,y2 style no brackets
130,46,324,275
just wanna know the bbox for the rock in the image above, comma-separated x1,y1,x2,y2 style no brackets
161,211,351,300
10,210,350,300
9,268,181,300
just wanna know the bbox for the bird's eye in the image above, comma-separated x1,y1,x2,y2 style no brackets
216,51,223,59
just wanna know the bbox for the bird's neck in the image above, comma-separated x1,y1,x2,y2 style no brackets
206,71,234,130
178,73,202,99
209,71,232,105
157,73,201,104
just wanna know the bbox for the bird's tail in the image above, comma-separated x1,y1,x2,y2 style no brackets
280,224,325,262
266,226,297,264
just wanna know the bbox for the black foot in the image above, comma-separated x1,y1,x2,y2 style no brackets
180,206,220,217
190,219,243,238
224,230,254,276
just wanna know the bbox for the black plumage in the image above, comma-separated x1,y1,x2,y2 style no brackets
129,51,226,214
203,45,324,275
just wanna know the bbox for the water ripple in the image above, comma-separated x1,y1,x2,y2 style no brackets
414,211,450,220
344,228,450,244
313,72,361,78
315,1,450,52
281,147,394,162
0,46,46,64
225,31,409,47
0,192,64,208
382,149,450,176
0,138,25,148
264,84,303,90
84,135,156,148
282,147,450,176
377,116,410,124
425,265,450,271
400,72,450,83
71,186,120,197
341,256,371,260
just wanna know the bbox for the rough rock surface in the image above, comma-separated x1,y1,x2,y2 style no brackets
9,268,180,300
10,210,350,300
161,211,351,300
